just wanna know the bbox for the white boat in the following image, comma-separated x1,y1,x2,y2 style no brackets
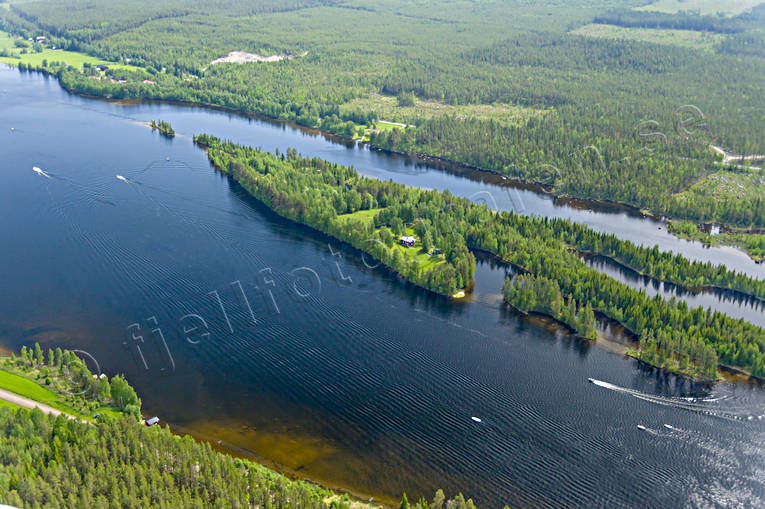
637,425,646,431
116,175,129,182
663,424,674,430
471,416,482,423
32,166,51,178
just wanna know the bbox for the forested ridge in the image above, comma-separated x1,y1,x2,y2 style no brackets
196,135,765,379
2,0,765,230
593,6,765,33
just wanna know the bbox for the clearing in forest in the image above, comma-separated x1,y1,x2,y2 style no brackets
635,0,763,16
211,50,293,64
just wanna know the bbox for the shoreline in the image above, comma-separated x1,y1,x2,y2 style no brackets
575,248,765,303
196,139,472,300
0,357,389,508
7,62,760,245
9,65,763,379
165,420,394,507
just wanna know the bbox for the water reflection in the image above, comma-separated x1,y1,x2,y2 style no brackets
585,254,765,327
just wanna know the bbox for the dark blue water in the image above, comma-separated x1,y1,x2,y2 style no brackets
1,67,764,508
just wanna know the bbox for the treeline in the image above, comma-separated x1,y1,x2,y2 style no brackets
5,2,765,230
195,135,475,296
368,113,765,228
0,407,478,509
503,274,597,340
636,328,719,379
195,136,765,378
593,8,747,34
520,216,765,300
150,119,175,137
9,343,140,418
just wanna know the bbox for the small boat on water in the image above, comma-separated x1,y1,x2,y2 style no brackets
637,425,646,431
663,424,674,430
471,416,482,423
32,166,51,178
116,175,129,182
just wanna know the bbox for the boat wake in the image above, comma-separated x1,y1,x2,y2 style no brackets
588,378,749,422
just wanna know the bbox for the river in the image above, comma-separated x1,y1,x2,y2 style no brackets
1,67,764,508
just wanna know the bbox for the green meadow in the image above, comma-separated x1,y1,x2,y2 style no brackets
571,23,725,50
635,0,763,16
337,210,446,274
0,365,121,420
0,30,141,71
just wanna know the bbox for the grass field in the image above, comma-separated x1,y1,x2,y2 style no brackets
336,210,446,273
341,93,544,129
391,237,443,273
335,208,380,226
0,366,121,419
0,369,70,407
0,399,22,411
0,30,141,71
571,23,725,50
0,30,16,50
635,0,763,16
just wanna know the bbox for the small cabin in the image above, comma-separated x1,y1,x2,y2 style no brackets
144,416,159,426
95,65,109,72
400,235,416,248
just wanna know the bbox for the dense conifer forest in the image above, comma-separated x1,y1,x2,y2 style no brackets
3,0,765,230
1,1,765,504
195,135,765,379
0,408,480,509
0,346,476,509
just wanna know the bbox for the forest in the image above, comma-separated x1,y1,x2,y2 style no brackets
195,135,476,296
502,275,598,340
150,119,175,137
0,345,477,509
196,135,765,379
2,0,765,231
0,406,479,509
